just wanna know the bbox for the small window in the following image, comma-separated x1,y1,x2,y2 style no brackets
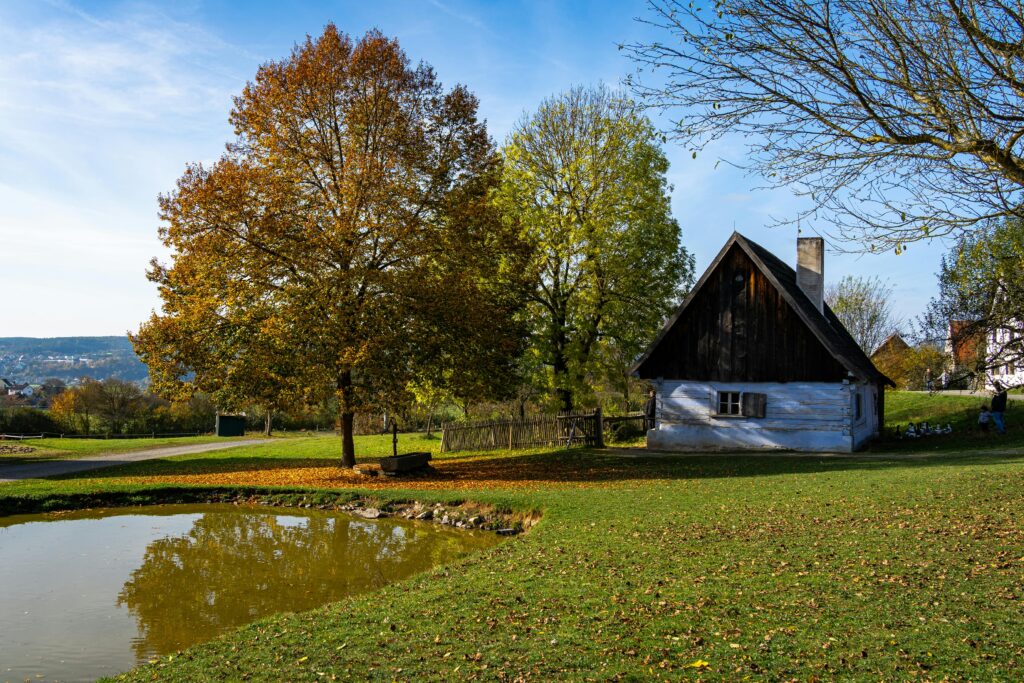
855,393,862,420
717,391,741,416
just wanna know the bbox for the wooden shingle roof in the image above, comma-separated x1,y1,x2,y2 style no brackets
632,232,894,386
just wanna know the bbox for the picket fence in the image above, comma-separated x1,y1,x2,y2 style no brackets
440,410,604,453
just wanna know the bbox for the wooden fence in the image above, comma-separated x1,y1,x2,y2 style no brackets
440,410,604,453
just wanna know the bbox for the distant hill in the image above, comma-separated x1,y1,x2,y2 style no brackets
0,336,148,385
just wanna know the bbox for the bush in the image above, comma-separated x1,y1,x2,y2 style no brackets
606,419,646,443
0,407,61,434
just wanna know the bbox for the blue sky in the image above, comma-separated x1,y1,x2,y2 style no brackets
0,0,948,338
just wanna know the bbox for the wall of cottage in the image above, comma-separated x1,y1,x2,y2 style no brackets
648,380,879,453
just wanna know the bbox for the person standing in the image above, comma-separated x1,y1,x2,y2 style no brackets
979,405,991,433
644,388,658,431
991,382,1008,435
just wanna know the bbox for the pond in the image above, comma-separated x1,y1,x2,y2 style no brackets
0,503,503,682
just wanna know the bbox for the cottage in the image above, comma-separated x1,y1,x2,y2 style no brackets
632,233,893,453
871,333,910,361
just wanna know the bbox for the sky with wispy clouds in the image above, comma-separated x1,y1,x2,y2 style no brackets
0,0,948,338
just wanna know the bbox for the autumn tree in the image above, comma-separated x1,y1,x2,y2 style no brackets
498,85,694,411
49,389,84,433
134,293,303,438
134,26,527,466
873,341,947,390
626,1,1024,250
825,276,902,355
48,379,105,434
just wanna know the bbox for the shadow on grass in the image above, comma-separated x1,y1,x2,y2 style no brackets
52,443,1024,488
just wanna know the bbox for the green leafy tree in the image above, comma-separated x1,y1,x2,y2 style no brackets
923,219,1024,386
498,85,694,411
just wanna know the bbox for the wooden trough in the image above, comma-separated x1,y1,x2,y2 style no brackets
378,451,432,476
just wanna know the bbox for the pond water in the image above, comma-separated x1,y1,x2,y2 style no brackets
0,503,502,682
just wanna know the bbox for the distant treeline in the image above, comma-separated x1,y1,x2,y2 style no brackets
0,377,342,436
0,336,136,355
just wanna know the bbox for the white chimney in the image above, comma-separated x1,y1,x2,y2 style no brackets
796,237,824,313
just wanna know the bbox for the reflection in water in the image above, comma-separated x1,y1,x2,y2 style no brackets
117,509,485,658
0,504,501,682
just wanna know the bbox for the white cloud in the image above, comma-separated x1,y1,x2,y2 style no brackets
0,1,248,336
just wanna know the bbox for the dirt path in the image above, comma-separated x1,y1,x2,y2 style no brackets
0,439,273,483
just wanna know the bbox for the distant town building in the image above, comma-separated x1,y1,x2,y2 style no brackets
7,383,33,397
987,325,1024,389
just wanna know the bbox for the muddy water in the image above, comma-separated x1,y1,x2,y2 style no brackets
0,504,502,682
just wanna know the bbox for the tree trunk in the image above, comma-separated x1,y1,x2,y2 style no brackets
425,401,435,437
623,372,631,413
552,350,573,412
550,302,574,412
338,371,356,468
264,410,273,437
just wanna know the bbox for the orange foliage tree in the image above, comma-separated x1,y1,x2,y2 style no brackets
134,26,528,466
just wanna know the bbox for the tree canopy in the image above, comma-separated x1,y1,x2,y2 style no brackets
922,219,1024,386
498,85,694,411
626,0,1024,250
134,26,528,465
824,275,902,355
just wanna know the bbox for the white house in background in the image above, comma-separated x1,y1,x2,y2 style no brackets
6,383,33,397
987,325,1024,389
632,233,894,453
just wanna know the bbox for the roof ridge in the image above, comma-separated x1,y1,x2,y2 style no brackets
632,232,893,386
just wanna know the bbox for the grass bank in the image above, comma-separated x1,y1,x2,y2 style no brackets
875,390,1024,453
0,393,1020,680
0,431,321,463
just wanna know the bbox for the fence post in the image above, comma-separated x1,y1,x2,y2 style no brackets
595,407,604,448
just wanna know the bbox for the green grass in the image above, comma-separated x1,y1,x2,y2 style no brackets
0,430,336,463
876,390,1024,453
0,395,1021,680
0,435,234,462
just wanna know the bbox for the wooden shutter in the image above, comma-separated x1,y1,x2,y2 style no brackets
741,392,766,418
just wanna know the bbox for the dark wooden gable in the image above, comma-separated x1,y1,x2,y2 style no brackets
636,242,850,382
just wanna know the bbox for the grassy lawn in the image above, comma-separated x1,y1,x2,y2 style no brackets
875,390,1024,453
0,393,1021,680
0,431,318,463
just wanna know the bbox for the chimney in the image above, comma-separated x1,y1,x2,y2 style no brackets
796,237,824,313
